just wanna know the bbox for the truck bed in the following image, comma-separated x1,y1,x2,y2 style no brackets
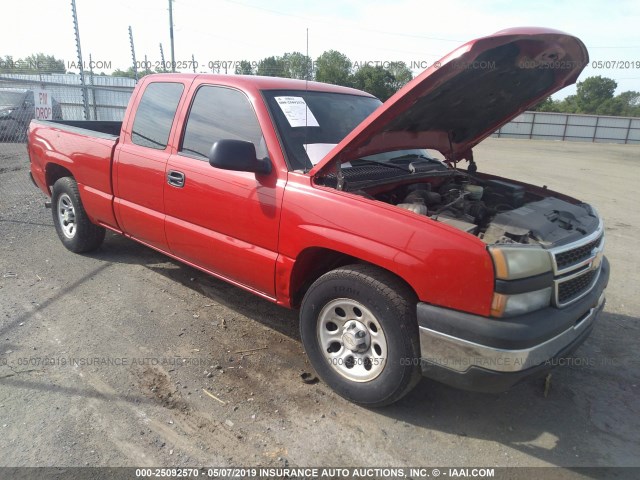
29,119,121,230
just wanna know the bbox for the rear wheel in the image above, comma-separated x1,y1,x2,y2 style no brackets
52,177,105,253
300,264,422,407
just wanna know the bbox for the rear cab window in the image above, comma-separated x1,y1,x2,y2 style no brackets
131,82,184,150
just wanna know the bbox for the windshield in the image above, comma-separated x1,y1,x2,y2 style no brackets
263,90,381,171
0,91,25,107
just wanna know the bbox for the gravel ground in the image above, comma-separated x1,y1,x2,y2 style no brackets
0,138,638,476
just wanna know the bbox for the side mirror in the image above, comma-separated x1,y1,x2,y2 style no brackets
208,139,271,175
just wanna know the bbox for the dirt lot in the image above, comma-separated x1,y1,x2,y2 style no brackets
0,138,639,475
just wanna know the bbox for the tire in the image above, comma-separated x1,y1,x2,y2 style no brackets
51,177,106,253
300,264,422,407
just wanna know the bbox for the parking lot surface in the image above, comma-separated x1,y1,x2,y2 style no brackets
0,138,638,475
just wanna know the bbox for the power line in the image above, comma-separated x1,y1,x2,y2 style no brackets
180,0,465,43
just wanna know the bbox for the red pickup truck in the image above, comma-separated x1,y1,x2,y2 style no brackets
28,28,608,406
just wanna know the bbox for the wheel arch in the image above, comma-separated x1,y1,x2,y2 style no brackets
45,163,74,194
288,246,418,308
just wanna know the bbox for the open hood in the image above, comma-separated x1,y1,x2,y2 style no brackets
309,27,588,177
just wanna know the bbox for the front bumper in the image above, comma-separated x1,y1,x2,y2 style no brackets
417,256,609,393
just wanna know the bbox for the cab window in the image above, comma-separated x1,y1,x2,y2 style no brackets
180,85,267,160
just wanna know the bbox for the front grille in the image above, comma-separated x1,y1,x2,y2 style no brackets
550,221,604,308
558,269,598,305
555,235,603,270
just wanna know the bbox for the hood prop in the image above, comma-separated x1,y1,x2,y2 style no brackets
444,131,477,174
336,158,345,191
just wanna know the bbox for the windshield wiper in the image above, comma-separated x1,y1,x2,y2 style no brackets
351,158,412,173
390,153,442,169
390,153,435,161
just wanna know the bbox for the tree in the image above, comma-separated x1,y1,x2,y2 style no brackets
351,65,395,100
24,53,66,73
531,96,559,112
575,76,617,114
111,67,149,79
0,55,15,73
387,61,413,93
234,60,254,75
315,50,352,86
615,91,640,116
0,53,65,74
282,52,312,80
526,78,640,116
594,97,626,116
256,56,286,77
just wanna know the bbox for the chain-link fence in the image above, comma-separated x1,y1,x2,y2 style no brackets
0,73,135,144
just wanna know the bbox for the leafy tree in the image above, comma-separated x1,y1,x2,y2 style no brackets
533,94,580,114
575,76,617,114
256,56,286,77
594,97,626,116
351,65,395,101
556,95,579,114
25,53,66,73
315,50,352,86
282,52,312,80
617,90,640,108
531,79,639,116
531,96,558,112
616,90,640,116
387,61,413,93
0,55,15,73
235,60,254,75
111,68,135,79
111,67,150,79
0,53,65,74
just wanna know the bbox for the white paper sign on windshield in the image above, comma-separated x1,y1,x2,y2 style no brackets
303,143,352,168
303,143,336,165
275,96,319,127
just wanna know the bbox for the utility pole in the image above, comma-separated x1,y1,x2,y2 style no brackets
192,54,196,73
70,0,89,119
159,43,167,73
89,53,97,120
169,0,175,72
129,26,138,82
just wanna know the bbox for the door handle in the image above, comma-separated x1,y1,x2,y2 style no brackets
167,170,185,188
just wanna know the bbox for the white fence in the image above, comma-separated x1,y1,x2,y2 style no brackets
0,73,135,122
494,111,640,144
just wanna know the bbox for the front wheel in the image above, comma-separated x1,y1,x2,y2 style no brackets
51,177,105,253
300,264,422,407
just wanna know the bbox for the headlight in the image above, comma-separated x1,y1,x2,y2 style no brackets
491,288,552,317
0,109,13,117
489,245,552,280
488,245,553,317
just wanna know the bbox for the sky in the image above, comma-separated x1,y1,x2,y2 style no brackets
1,0,639,98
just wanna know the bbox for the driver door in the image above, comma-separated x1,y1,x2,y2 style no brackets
163,83,283,297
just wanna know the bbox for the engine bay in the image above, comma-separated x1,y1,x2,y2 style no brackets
353,172,600,247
